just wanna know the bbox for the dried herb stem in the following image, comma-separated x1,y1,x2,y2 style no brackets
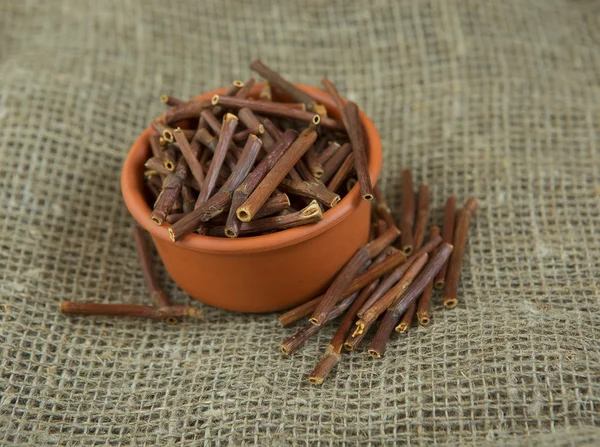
259,82,272,101
444,197,478,308
151,157,188,225
213,200,322,237
280,292,358,355
412,184,430,250
317,141,341,165
341,101,373,200
237,128,316,222
373,185,396,230
224,130,298,237
399,169,415,254
278,248,411,327
196,113,238,207
234,77,256,99
238,108,274,150
309,226,400,326
279,178,340,208
232,126,264,143
59,302,202,324
174,128,205,190
356,232,442,318
164,99,212,124
212,95,343,130
320,143,352,185
326,152,355,192
354,253,429,336
168,135,262,241
320,77,345,113
416,226,440,326
434,195,457,289
131,225,169,308
250,59,318,108
395,302,416,333
160,94,184,106
366,309,398,357
308,250,390,384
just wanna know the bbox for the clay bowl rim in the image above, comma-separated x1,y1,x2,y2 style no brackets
121,84,382,255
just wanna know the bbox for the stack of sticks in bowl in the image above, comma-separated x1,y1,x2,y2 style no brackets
145,59,373,241
279,173,478,384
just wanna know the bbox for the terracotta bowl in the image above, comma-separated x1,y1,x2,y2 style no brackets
121,84,382,312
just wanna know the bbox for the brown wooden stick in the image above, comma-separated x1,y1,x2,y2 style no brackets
399,169,415,254
162,145,177,171
391,244,454,332
250,59,318,108
320,77,345,113
151,157,188,225
326,152,355,192
212,80,245,116
395,302,416,333
293,159,315,182
320,143,352,185
373,222,386,240
224,130,298,237
151,119,176,143
234,76,256,99
434,195,457,289
259,82,272,101
373,185,396,230
212,200,322,237
280,292,358,355
238,108,274,150
160,94,184,107
260,117,283,140
173,128,205,190
278,248,414,327
278,178,340,208
146,180,160,200
305,143,324,178
317,141,341,165
59,302,202,324
252,194,290,219
308,250,390,384
168,135,263,241
181,186,195,213
412,184,430,250
144,157,200,190
353,253,429,336
194,128,238,172
131,225,170,308
309,226,400,326
164,99,212,124
212,95,343,130
165,213,185,224
149,133,162,158
369,244,448,357
237,128,316,222
232,126,264,143
195,113,238,207
356,231,441,318
443,197,478,308
341,101,373,200
416,226,440,326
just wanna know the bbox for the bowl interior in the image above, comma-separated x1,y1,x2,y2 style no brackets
121,84,382,254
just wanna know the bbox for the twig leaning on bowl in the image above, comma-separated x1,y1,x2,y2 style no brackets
141,59,373,241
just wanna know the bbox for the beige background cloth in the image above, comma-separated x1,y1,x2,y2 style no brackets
1,0,599,445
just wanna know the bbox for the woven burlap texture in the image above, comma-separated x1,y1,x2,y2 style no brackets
1,0,599,445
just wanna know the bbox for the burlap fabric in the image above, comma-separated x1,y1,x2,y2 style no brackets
1,0,599,445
